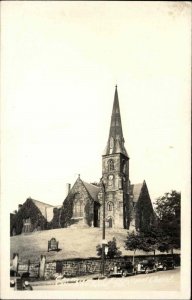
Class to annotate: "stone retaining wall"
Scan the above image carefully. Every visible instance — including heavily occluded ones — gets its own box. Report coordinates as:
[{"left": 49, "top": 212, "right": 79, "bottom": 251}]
[{"left": 15, "top": 253, "right": 180, "bottom": 280}]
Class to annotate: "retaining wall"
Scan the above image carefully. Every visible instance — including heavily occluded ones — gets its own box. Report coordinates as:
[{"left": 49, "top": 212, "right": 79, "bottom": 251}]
[{"left": 14, "top": 253, "right": 181, "bottom": 280}]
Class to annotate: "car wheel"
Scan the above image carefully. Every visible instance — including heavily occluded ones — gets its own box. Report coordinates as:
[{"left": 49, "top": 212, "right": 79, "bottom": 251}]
[
  {"left": 163, "top": 266, "right": 167, "bottom": 271},
  {"left": 145, "top": 268, "right": 149, "bottom": 274},
  {"left": 122, "top": 271, "right": 127, "bottom": 277}
]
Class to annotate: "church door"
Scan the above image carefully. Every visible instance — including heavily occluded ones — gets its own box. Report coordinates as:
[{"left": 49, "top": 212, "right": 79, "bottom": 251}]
[
  {"left": 108, "top": 217, "right": 113, "bottom": 228},
  {"left": 94, "top": 202, "right": 100, "bottom": 227}
]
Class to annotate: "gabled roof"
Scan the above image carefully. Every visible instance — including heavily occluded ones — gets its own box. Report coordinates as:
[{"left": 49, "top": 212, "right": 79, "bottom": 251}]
[
  {"left": 130, "top": 183, "right": 143, "bottom": 202},
  {"left": 29, "top": 198, "right": 54, "bottom": 218},
  {"left": 82, "top": 181, "right": 100, "bottom": 202}
]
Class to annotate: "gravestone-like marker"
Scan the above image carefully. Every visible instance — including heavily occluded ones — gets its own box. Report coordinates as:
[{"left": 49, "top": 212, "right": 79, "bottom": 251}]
[{"left": 48, "top": 237, "right": 59, "bottom": 252}]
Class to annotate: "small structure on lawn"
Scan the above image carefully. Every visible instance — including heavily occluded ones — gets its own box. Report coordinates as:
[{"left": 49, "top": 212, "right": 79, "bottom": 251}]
[{"left": 48, "top": 237, "right": 59, "bottom": 252}]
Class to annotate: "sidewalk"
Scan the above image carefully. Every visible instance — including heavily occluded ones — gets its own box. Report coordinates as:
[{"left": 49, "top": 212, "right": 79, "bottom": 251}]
[{"left": 31, "top": 273, "right": 106, "bottom": 287}]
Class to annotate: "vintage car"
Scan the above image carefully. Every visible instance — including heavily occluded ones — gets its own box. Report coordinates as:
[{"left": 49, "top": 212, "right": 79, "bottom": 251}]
[
  {"left": 135, "top": 259, "right": 157, "bottom": 274},
  {"left": 10, "top": 270, "right": 31, "bottom": 290},
  {"left": 157, "top": 258, "right": 175, "bottom": 271},
  {"left": 108, "top": 261, "right": 137, "bottom": 277}
]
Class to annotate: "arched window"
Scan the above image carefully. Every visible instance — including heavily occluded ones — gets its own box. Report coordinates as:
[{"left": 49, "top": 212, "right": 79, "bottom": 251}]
[
  {"left": 22, "top": 218, "right": 31, "bottom": 233},
  {"left": 108, "top": 159, "right": 114, "bottom": 171},
  {"left": 107, "top": 201, "right": 113, "bottom": 211},
  {"left": 73, "top": 193, "right": 83, "bottom": 218},
  {"left": 122, "top": 159, "right": 127, "bottom": 173}
]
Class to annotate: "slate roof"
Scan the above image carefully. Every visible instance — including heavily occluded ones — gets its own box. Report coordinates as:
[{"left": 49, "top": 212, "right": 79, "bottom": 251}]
[
  {"left": 82, "top": 180, "right": 144, "bottom": 204},
  {"left": 130, "top": 183, "right": 143, "bottom": 203},
  {"left": 30, "top": 198, "right": 54, "bottom": 218},
  {"left": 82, "top": 181, "right": 100, "bottom": 202}
]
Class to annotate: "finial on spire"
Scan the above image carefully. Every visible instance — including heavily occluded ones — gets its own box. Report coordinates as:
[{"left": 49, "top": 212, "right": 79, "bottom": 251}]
[{"left": 115, "top": 84, "right": 117, "bottom": 89}]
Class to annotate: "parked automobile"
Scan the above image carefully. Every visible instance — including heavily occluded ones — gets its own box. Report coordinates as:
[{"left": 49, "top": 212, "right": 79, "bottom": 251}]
[
  {"left": 10, "top": 270, "right": 18, "bottom": 277},
  {"left": 10, "top": 270, "right": 20, "bottom": 289},
  {"left": 108, "top": 261, "right": 137, "bottom": 277},
  {"left": 157, "top": 258, "right": 175, "bottom": 271},
  {"left": 22, "top": 280, "right": 33, "bottom": 290},
  {"left": 135, "top": 259, "right": 157, "bottom": 274},
  {"left": 10, "top": 279, "right": 16, "bottom": 289},
  {"left": 10, "top": 269, "right": 32, "bottom": 290}
]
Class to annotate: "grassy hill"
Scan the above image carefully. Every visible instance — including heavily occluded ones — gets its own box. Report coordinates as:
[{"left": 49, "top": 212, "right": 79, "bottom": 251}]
[
  {"left": 11, "top": 227, "right": 179, "bottom": 263},
  {"left": 10, "top": 227, "right": 138, "bottom": 263}
]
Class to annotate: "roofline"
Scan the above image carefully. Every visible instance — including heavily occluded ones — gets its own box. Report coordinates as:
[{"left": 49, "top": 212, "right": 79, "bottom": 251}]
[
  {"left": 102, "top": 152, "right": 129, "bottom": 158},
  {"left": 27, "top": 198, "right": 55, "bottom": 208},
  {"left": 63, "top": 177, "right": 100, "bottom": 203},
  {"left": 82, "top": 180, "right": 100, "bottom": 203}
]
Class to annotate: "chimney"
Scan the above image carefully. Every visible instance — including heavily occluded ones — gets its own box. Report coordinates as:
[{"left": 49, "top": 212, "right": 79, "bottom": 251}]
[{"left": 18, "top": 204, "right": 23, "bottom": 211}]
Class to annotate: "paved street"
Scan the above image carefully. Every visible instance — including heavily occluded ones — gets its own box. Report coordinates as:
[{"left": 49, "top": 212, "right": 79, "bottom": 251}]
[{"left": 32, "top": 267, "right": 180, "bottom": 291}]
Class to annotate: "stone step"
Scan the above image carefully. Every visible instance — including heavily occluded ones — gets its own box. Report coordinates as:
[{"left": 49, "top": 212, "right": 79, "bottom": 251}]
[{"left": 69, "top": 219, "right": 89, "bottom": 229}]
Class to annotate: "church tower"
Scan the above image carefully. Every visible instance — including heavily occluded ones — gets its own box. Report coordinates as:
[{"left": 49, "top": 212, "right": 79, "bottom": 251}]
[{"left": 101, "top": 86, "right": 130, "bottom": 229}]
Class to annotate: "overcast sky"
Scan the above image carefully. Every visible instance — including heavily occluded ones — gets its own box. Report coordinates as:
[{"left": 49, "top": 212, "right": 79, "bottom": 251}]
[{"left": 1, "top": 1, "right": 191, "bottom": 212}]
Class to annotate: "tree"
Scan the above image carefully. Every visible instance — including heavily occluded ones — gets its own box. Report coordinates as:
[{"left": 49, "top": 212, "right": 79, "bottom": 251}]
[
  {"left": 154, "top": 190, "right": 181, "bottom": 254},
  {"left": 96, "top": 237, "right": 122, "bottom": 259},
  {"left": 140, "top": 225, "right": 165, "bottom": 256},
  {"left": 124, "top": 231, "right": 145, "bottom": 264}
]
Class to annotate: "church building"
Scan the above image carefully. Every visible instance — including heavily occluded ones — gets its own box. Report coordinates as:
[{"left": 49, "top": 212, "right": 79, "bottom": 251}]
[
  {"left": 60, "top": 86, "right": 155, "bottom": 231},
  {"left": 10, "top": 87, "right": 155, "bottom": 235}
]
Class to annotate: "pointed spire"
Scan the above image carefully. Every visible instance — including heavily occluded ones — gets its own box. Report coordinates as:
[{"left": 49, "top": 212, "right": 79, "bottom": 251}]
[{"left": 103, "top": 86, "right": 128, "bottom": 157}]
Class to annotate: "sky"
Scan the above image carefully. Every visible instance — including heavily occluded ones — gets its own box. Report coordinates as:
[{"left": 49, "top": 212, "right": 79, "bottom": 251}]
[{"left": 1, "top": 1, "right": 191, "bottom": 213}]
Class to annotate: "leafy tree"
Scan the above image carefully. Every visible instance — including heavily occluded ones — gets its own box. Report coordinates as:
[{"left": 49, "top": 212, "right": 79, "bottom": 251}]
[
  {"left": 124, "top": 231, "right": 145, "bottom": 263},
  {"left": 140, "top": 225, "right": 164, "bottom": 256},
  {"left": 124, "top": 191, "right": 180, "bottom": 259},
  {"left": 96, "top": 237, "right": 122, "bottom": 259},
  {"left": 124, "top": 229, "right": 162, "bottom": 261},
  {"left": 154, "top": 190, "right": 181, "bottom": 254}
]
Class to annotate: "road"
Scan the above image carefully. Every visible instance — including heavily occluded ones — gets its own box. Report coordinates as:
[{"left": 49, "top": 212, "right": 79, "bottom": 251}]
[{"left": 32, "top": 267, "right": 180, "bottom": 291}]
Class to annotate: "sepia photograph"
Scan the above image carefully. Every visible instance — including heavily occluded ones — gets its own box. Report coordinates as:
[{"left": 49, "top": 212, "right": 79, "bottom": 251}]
[{"left": 0, "top": 1, "right": 191, "bottom": 299}]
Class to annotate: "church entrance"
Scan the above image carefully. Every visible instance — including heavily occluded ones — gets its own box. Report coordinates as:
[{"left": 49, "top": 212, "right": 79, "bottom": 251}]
[
  {"left": 94, "top": 202, "right": 100, "bottom": 227},
  {"left": 106, "top": 217, "right": 113, "bottom": 228}
]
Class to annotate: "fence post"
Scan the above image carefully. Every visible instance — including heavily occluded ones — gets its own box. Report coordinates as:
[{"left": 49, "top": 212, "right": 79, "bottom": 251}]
[
  {"left": 27, "top": 259, "right": 30, "bottom": 273},
  {"left": 39, "top": 255, "right": 46, "bottom": 279}
]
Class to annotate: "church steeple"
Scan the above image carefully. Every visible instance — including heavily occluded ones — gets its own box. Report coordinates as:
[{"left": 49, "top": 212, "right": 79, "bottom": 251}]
[
  {"left": 103, "top": 86, "right": 128, "bottom": 157},
  {"left": 101, "top": 86, "right": 130, "bottom": 229}
]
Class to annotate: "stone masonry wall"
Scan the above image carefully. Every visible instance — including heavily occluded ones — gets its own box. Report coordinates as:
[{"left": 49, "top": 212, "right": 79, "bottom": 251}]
[
  {"left": 44, "top": 262, "right": 57, "bottom": 279},
  {"left": 16, "top": 254, "right": 180, "bottom": 280},
  {"left": 61, "top": 178, "right": 94, "bottom": 228}
]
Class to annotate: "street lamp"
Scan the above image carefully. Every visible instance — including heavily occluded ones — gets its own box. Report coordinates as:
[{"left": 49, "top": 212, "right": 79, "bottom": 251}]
[
  {"left": 100, "top": 177, "right": 107, "bottom": 276},
  {"left": 104, "top": 244, "right": 109, "bottom": 276},
  {"left": 105, "top": 245, "right": 109, "bottom": 256}
]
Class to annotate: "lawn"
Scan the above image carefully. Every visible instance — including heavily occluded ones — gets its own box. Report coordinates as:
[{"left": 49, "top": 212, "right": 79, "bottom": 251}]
[
  {"left": 10, "top": 227, "right": 180, "bottom": 264},
  {"left": 10, "top": 227, "right": 138, "bottom": 263}
]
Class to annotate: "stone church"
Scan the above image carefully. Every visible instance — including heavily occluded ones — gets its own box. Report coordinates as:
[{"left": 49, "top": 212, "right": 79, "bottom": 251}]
[
  {"left": 10, "top": 87, "right": 155, "bottom": 235},
  {"left": 60, "top": 86, "right": 155, "bottom": 231}
]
